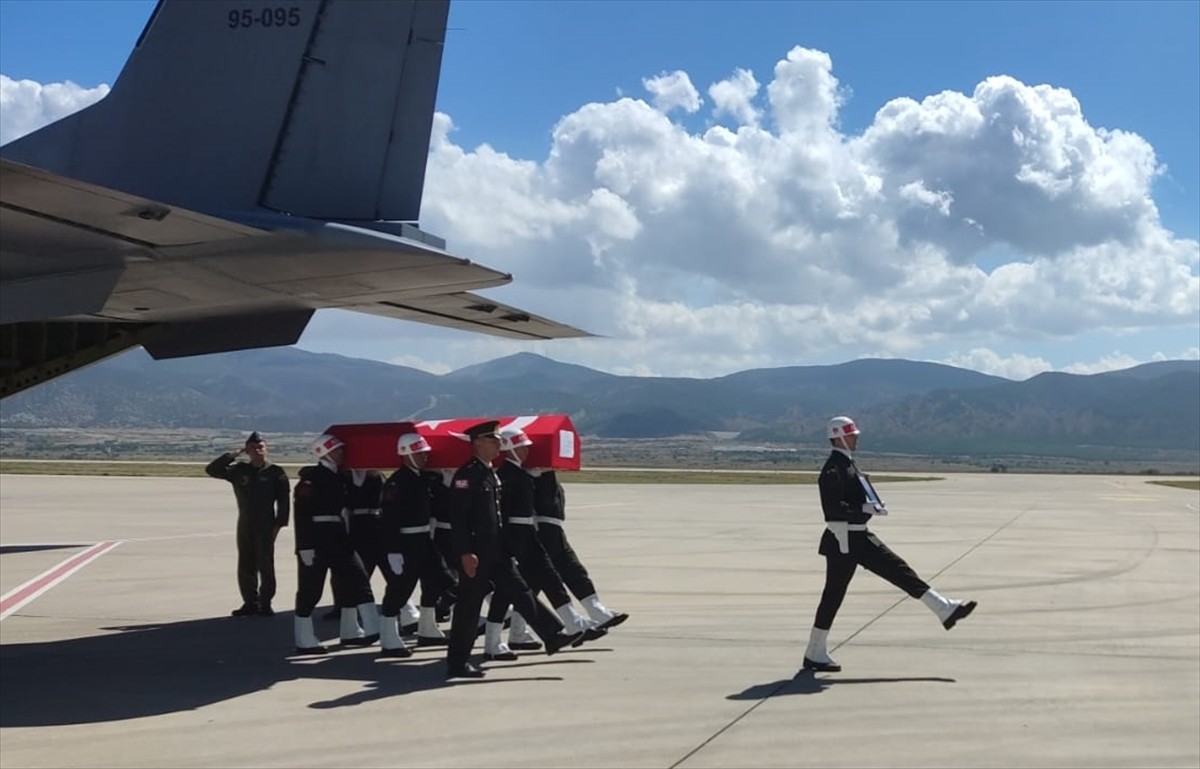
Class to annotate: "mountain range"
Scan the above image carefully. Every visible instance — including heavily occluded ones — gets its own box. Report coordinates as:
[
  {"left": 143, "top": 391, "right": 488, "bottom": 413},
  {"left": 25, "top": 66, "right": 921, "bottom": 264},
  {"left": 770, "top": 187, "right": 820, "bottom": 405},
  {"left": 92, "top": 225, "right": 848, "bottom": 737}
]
[{"left": 1, "top": 347, "right": 1197, "bottom": 461}]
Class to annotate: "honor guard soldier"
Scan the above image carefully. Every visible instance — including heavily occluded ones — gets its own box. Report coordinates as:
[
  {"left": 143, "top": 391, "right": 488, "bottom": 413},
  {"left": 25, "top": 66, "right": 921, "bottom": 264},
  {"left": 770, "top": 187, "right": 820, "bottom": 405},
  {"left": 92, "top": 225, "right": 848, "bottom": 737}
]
[
  {"left": 376, "top": 432, "right": 456, "bottom": 657},
  {"left": 530, "top": 463, "right": 628, "bottom": 632},
  {"left": 489, "top": 427, "right": 601, "bottom": 661},
  {"left": 291, "top": 434, "right": 382, "bottom": 655},
  {"left": 424, "top": 467, "right": 460, "bottom": 622},
  {"left": 803, "top": 416, "right": 977, "bottom": 672},
  {"left": 444, "top": 420, "right": 582, "bottom": 679},
  {"left": 205, "top": 431, "right": 290, "bottom": 617}
]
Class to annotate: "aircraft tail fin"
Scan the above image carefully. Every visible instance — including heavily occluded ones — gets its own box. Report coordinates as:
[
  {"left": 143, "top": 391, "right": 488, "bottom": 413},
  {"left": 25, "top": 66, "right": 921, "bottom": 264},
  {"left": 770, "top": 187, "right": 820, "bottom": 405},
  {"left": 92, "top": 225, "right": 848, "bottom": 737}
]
[{"left": 0, "top": 0, "right": 448, "bottom": 222}]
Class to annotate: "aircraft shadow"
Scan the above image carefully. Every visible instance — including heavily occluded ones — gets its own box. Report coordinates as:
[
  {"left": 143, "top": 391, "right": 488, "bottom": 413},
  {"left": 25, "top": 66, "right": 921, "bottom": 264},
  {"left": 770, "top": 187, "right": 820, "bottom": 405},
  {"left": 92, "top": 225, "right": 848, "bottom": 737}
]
[
  {"left": 0, "top": 612, "right": 573, "bottom": 726},
  {"left": 728, "top": 672, "right": 957, "bottom": 700}
]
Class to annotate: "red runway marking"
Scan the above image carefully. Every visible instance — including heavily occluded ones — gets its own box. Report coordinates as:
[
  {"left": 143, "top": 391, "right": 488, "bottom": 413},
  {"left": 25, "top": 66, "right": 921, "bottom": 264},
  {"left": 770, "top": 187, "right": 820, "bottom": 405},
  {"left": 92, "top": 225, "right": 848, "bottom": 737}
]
[{"left": 0, "top": 540, "right": 122, "bottom": 620}]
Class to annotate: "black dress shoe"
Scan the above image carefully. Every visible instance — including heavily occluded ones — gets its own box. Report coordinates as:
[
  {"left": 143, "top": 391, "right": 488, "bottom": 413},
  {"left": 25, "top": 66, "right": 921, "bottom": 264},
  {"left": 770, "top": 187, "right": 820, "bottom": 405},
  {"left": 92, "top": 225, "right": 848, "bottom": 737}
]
[
  {"left": 293, "top": 645, "right": 328, "bottom": 656},
  {"left": 943, "top": 600, "right": 977, "bottom": 630},
  {"left": 231, "top": 603, "right": 258, "bottom": 617},
  {"left": 399, "top": 622, "right": 419, "bottom": 636},
  {"left": 379, "top": 646, "right": 413, "bottom": 659},
  {"left": 321, "top": 606, "right": 340, "bottom": 620},
  {"left": 599, "top": 612, "right": 629, "bottom": 630},
  {"left": 544, "top": 630, "right": 583, "bottom": 655},
  {"left": 508, "top": 640, "right": 543, "bottom": 651},
  {"left": 340, "top": 634, "right": 379, "bottom": 647},
  {"left": 257, "top": 604, "right": 275, "bottom": 617},
  {"left": 416, "top": 635, "right": 450, "bottom": 647},
  {"left": 484, "top": 649, "right": 518, "bottom": 661},
  {"left": 446, "top": 662, "right": 486, "bottom": 679},
  {"left": 572, "top": 626, "right": 607, "bottom": 647},
  {"left": 802, "top": 656, "right": 841, "bottom": 672}
]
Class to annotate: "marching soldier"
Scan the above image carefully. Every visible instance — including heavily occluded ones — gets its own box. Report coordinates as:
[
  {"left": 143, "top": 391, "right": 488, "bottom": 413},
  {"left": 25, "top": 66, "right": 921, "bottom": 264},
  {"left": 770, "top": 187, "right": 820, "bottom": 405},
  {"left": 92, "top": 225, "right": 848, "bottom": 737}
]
[
  {"left": 205, "top": 431, "right": 290, "bottom": 617},
  {"left": 424, "top": 467, "right": 460, "bottom": 622},
  {"left": 488, "top": 427, "right": 602, "bottom": 661},
  {"left": 376, "top": 432, "right": 455, "bottom": 657},
  {"left": 803, "top": 416, "right": 977, "bottom": 672},
  {"left": 291, "top": 434, "right": 382, "bottom": 654},
  {"left": 530, "top": 463, "right": 628, "bottom": 632},
  {"left": 444, "top": 420, "right": 582, "bottom": 679}
]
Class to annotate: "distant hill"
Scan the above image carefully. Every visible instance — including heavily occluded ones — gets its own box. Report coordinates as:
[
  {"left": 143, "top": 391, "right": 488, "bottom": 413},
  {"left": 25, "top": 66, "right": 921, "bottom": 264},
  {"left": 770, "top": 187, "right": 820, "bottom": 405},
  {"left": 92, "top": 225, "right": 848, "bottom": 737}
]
[{"left": 1, "top": 347, "right": 1197, "bottom": 461}]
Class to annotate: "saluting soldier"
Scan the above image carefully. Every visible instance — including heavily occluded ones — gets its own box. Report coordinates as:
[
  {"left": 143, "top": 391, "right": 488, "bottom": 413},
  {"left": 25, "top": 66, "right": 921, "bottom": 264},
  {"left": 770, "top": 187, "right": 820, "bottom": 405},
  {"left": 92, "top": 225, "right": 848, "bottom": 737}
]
[
  {"left": 291, "top": 434, "right": 381, "bottom": 654},
  {"left": 205, "top": 431, "right": 290, "bottom": 617},
  {"left": 803, "top": 416, "right": 977, "bottom": 672},
  {"left": 376, "top": 432, "right": 455, "bottom": 657},
  {"left": 444, "top": 420, "right": 582, "bottom": 679}
]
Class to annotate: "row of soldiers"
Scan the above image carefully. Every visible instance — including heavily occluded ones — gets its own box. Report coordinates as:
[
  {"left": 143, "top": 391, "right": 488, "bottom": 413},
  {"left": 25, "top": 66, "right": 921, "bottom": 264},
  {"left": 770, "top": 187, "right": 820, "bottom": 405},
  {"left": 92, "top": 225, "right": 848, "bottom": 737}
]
[{"left": 290, "top": 421, "right": 628, "bottom": 677}]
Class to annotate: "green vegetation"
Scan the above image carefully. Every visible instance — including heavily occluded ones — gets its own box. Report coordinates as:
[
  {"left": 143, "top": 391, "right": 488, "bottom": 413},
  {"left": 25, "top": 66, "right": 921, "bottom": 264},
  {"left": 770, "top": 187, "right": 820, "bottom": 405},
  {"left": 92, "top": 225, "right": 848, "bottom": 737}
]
[
  {"left": 0, "top": 459, "right": 937, "bottom": 485},
  {"left": 1147, "top": 480, "right": 1200, "bottom": 492}
]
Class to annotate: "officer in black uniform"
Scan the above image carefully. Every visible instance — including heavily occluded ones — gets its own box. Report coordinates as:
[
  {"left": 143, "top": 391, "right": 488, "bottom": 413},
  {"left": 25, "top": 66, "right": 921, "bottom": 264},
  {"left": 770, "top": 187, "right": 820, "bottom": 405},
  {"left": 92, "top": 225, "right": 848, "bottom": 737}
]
[
  {"left": 444, "top": 420, "right": 582, "bottom": 679},
  {"left": 292, "top": 434, "right": 381, "bottom": 655},
  {"left": 377, "top": 432, "right": 455, "bottom": 657},
  {"left": 803, "top": 416, "right": 977, "bottom": 672},
  {"left": 205, "top": 431, "right": 290, "bottom": 617},
  {"left": 532, "top": 466, "right": 629, "bottom": 630}
]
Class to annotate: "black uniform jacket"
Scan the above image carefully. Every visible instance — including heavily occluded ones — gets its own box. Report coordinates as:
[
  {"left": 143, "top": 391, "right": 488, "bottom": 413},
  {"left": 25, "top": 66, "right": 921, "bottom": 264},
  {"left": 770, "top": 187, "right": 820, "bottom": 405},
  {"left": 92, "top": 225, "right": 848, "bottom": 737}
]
[
  {"left": 293, "top": 463, "right": 348, "bottom": 555},
  {"left": 497, "top": 459, "right": 536, "bottom": 550},
  {"left": 423, "top": 470, "right": 451, "bottom": 525},
  {"left": 381, "top": 466, "right": 434, "bottom": 553},
  {"left": 449, "top": 457, "right": 504, "bottom": 562},
  {"left": 817, "top": 450, "right": 872, "bottom": 526},
  {"left": 532, "top": 470, "right": 566, "bottom": 522},
  {"left": 205, "top": 453, "right": 290, "bottom": 528}
]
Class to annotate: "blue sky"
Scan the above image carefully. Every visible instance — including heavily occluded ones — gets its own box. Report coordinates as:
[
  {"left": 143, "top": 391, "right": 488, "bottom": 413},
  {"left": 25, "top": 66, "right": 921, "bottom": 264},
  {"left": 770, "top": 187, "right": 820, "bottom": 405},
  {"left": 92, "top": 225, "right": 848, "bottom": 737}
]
[{"left": 1, "top": 0, "right": 1197, "bottom": 379}]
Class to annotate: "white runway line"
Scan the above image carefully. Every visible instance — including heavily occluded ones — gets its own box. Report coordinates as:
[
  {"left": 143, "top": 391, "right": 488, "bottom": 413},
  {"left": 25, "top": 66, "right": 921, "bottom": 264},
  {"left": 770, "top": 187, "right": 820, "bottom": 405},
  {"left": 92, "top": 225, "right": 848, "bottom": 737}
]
[{"left": 0, "top": 541, "right": 122, "bottom": 621}]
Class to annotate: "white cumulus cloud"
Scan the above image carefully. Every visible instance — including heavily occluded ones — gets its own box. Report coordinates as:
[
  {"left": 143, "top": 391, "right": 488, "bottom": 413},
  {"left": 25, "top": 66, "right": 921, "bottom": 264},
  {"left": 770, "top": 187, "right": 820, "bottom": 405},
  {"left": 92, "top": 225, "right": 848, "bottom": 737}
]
[
  {"left": 4, "top": 44, "right": 1196, "bottom": 380},
  {"left": 642, "top": 70, "right": 702, "bottom": 114},
  {"left": 0, "top": 75, "right": 109, "bottom": 145}
]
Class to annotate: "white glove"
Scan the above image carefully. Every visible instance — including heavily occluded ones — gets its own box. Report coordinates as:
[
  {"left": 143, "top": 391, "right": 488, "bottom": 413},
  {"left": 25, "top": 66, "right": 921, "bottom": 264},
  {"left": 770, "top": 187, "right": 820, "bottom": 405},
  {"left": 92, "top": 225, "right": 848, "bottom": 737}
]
[
  {"left": 826, "top": 521, "right": 850, "bottom": 555},
  {"left": 387, "top": 553, "right": 404, "bottom": 574},
  {"left": 299, "top": 549, "right": 315, "bottom": 567}
]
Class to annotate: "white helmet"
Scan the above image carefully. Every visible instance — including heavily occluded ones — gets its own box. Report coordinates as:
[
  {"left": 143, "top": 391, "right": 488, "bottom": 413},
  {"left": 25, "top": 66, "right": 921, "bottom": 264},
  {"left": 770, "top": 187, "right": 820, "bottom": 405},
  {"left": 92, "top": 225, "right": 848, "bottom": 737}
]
[
  {"left": 827, "top": 416, "right": 861, "bottom": 440},
  {"left": 312, "top": 433, "right": 345, "bottom": 458},
  {"left": 499, "top": 427, "right": 533, "bottom": 452},
  {"left": 397, "top": 432, "right": 431, "bottom": 457}
]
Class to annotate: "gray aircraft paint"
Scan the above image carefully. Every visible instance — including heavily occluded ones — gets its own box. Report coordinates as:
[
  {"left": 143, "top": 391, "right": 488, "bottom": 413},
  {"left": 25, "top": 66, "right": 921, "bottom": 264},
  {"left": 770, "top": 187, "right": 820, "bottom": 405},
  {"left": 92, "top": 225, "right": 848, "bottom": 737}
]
[{"left": 0, "top": 0, "right": 587, "bottom": 399}]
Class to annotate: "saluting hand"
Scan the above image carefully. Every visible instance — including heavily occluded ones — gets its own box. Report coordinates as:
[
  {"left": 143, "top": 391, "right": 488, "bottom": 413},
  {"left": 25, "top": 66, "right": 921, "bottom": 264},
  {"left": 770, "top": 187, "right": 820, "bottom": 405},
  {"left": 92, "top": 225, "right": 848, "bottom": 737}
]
[{"left": 460, "top": 553, "right": 478, "bottom": 579}]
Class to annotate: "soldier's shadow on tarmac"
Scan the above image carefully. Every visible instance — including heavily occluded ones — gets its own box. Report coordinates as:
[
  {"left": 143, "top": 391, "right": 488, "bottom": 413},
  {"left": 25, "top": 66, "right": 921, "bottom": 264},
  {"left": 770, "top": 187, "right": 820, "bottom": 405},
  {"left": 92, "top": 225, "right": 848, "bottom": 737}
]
[
  {"left": 0, "top": 612, "right": 581, "bottom": 726},
  {"left": 728, "top": 671, "right": 956, "bottom": 700}
]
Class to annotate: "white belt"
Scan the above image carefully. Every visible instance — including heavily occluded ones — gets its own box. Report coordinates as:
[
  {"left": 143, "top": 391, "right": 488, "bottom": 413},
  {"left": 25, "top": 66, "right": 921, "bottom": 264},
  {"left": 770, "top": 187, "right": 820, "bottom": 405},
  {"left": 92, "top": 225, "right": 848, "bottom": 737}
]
[
  {"left": 312, "top": 515, "right": 343, "bottom": 523},
  {"left": 399, "top": 525, "right": 431, "bottom": 535},
  {"left": 534, "top": 516, "right": 564, "bottom": 527},
  {"left": 845, "top": 523, "right": 868, "bottom": 531},
  {"left": 506, "top": 516, "right": 536, "bottom": 525},
  {"left": 432, "top": 521, "right": 452, "bottom": 530},
  {"left": 349, "top": 508, "right": 380, "bottom": 516}
]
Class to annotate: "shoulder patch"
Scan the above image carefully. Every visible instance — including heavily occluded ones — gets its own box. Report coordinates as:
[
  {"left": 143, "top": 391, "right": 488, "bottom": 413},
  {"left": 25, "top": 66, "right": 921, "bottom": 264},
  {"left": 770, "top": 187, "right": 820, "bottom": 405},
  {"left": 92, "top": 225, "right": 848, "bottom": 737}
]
[
  {"left": 454, "top": 479, "right": 470, "bottom": 489},
  {"left": 294, "top": 482, "right": 314, "bottom": 499}
]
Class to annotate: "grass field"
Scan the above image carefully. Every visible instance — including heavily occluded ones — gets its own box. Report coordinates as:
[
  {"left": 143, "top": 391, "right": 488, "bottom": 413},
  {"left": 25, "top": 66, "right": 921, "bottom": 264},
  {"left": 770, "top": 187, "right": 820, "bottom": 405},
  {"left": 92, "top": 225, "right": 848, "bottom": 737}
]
[
  {"left": 0, "top": 460, "right": 939, "bottom": 485},
  {"left": 1148, "top": 479, "right": 1200, "bottom": 491}
]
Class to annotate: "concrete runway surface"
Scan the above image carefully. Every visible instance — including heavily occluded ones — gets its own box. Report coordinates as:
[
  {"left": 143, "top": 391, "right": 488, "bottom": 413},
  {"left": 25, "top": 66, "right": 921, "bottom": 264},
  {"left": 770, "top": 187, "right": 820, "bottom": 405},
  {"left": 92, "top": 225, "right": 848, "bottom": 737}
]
[{"left": 0, "top": 472, "right": 1197, "bottom": 768}]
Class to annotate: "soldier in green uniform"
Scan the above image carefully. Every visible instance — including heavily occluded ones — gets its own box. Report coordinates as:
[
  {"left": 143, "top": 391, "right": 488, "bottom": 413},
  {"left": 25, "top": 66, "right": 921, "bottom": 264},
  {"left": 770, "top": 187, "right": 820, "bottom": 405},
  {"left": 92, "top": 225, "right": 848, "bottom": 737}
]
[{"left": 205, "top": 431, "right": 290, "bottom": 617}]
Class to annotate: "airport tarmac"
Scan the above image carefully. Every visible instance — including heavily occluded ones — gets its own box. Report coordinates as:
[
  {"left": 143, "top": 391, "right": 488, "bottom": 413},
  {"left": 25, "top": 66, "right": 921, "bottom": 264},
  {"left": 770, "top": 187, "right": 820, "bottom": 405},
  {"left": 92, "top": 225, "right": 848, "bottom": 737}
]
[{"left": 1, "top": 472, "right": 1197, "bottom": 768}]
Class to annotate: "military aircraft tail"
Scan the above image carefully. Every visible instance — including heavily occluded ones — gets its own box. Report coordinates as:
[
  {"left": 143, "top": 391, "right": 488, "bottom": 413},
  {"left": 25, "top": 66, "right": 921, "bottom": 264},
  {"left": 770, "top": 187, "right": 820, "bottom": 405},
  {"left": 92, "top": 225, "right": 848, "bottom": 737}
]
[{"left": 1, "top": 0, "right": 448, "bottom": 222}]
